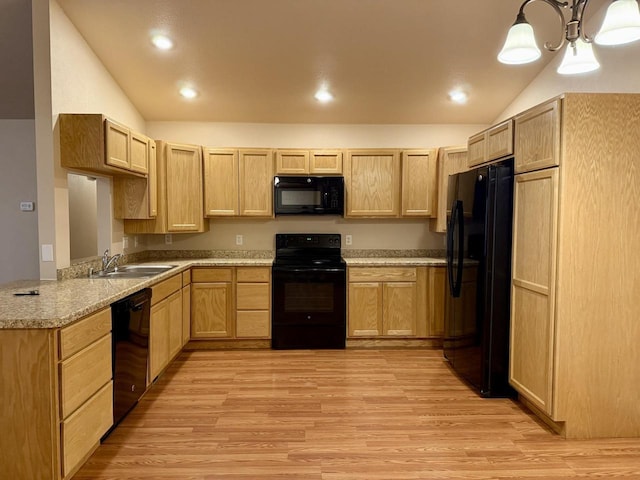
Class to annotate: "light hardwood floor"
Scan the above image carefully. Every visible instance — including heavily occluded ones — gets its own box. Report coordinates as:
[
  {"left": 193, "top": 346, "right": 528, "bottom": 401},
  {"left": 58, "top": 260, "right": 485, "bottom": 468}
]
[{"left": 73, "top": 349, "right": 640, "bottom": 479}]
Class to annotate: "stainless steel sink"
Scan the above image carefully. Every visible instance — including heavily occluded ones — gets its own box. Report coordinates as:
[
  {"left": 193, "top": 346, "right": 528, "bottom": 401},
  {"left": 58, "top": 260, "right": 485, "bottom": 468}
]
[{"left": 92, "top": 264, "right": 177, "bottom": 279}]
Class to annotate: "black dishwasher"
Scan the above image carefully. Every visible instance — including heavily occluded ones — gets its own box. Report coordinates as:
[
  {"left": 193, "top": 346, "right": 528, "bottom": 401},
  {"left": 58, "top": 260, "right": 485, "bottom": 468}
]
[{"left": 110, "top": 288, "right": 151, "bottom": 427}]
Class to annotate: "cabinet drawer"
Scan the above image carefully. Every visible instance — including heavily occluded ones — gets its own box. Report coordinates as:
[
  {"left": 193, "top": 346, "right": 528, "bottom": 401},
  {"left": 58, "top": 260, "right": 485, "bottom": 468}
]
[
  {"left": 151, "top": 273, "right": 182, "bottom": 305},
  {"left": 59, "top": 333, "right": 112, "bottom": 418},
  {"left": 236, "top": 311, "right": 270, "bottom": 338},
  {"left": 237, "top": 283, "right": 270, "bottom": 310},
  {"left": 236, "top": 267, "right": 270, "bottom": 282},
  {"left": 61, "top": 381, "right": 113, "bottom": 477},
  {"left": 348, "top": 267, "right": 417, "bottom": 282},
  {"left": 59, "top": 307, "right": 111, "bottom": 360},
  {"left": 191, "top": 268, "right": 233, "bottom": 283}
]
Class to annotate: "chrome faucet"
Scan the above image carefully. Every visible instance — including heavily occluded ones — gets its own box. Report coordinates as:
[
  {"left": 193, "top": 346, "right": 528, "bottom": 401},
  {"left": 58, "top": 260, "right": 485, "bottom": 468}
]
[{"left": 101, "top": 249, "right": 122, "bottom": 273}]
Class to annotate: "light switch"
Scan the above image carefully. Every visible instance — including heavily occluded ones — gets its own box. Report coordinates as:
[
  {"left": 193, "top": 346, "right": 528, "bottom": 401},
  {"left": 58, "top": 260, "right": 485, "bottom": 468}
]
[{"left": 41, "top": 244, "right": 54, "bottom": 262}]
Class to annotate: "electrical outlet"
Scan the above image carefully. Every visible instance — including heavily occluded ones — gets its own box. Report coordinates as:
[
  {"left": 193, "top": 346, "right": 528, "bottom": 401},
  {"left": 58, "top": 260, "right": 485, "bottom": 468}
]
[
  {"left": 134, "top": 236, "right": 139, "bottom": 247},
  {"left": 20, "top": 201, "right": 34, "bottom": 212},
  {"left": 123, "top": 236, "right": 129, "bottom": 249},
  {"left": 165, "top": 234, "right": 172, "bottom": 245},
  {"left": 345, "top": 234, "right": 353, "bottom": 246},
  {"left": 236, "top": 234, "right": 244, "bottom": 246}
]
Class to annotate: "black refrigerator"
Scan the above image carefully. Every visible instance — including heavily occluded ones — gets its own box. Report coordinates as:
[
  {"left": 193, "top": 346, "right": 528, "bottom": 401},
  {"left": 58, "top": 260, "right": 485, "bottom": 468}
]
[{"left": 444, "top": 158, "right": 514, "bottom": 397}]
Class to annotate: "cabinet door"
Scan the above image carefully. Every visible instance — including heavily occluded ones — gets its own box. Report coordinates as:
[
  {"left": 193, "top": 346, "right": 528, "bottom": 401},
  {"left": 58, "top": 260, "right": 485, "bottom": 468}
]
[
  {"left": 203, "top": 148, "right": 239, "bottom": 216},
  {"left": 310, "top": 150, "right": 343, "bottom": 174},
  {"left": 166, "top": 143, "right": 204, "bottom": 231},
  {"left": 148, "top": 140, "right": 158, "bottom": 217},
  {"left": 431, "top": 146, "right": 468, "bottom": 233},
  {"left": 191, "top": 283, "right": 233, "bottom": 338},
  {"left": 348, "top": 282, "right": 383, "bottom": 337},
  {"left": 149, "top": 300, "right": 169, "bottom": 381},
  {"left": 167, "top": 290, "right": 183, "bottom": 360},
  {"left": 427, "top": 267, "right": 446, "bottom": 337},
  {"left": 383, "top": 282, "right": 416, "bottom": 336},
  {"left": 515, "top": 98, "right": 561, "bottom": 174},
  {"left": 401, "top": 149, "right": 437, "bottom": 217},
  {"left": 182, "top": 284, "right": 191, "bottom": 347},
  {"left": 239, "top": 149, "right": 274, "bottom": 217},
  {"left": 510, "top": 168, "right": 559, "bottom": 416},
  {"left": 486, "top": 119, "right": 513, "bottom": 162},
  {"left": 467, "top": 132, "right": 486, "bottom": 167},
  {"left": 346, "top": 150, "right": 400, "bottom": 217},
  {"left": 275, "top": 149, "right": 309, "bottom": 174},
  {"left": 129, "top": 131, "right": 149, "bottom": 174},
  {"left": 105, "top": 119, "right": 130, "bottom": 170}
]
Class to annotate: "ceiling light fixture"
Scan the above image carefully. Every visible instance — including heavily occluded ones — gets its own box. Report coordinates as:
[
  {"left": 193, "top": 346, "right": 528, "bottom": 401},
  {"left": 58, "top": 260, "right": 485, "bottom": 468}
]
[
  {"left": 150, "top": 34, "right": 174, "bottom": 50},
  {"left": 498, "top": 0, "right": 640, "bottom": 75},
  {"left": 179, "top": 86, "right": 198, "bottom": 99},
  {"left": 449, "top": 90, "right": 468, "bottom": 104},
  {"left": 314, "top": 87, "right": 334, "bottom": 103}
]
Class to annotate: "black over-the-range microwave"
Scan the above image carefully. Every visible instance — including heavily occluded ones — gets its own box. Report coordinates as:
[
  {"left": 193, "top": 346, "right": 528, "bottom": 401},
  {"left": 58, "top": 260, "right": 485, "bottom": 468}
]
[{"left": 274, "top": 176, "right": 344, "bottom": 215}]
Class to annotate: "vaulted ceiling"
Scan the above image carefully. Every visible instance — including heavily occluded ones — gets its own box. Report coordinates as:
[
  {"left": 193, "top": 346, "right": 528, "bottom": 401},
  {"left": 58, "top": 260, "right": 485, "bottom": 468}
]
[{"left": 6, "top": 0, "right": 615, "bottom": 123}]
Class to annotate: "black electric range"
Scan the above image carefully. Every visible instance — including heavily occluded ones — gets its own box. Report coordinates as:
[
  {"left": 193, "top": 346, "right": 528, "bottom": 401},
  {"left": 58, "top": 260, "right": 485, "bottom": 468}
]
[{"left": 271, "top": 233, "right": 346, "bottom": 349}]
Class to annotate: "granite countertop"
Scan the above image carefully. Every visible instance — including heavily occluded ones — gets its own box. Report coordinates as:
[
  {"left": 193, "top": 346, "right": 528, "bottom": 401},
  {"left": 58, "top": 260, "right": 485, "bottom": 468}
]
[
  {"left": 0, "top": 258, "right": 272, "bottom": 330},
  {"left": 344, "top": 257, "right": 447, "bottom": 266},
  {"left": 0, "top": 255, "right": 447, "bottom": 330}
]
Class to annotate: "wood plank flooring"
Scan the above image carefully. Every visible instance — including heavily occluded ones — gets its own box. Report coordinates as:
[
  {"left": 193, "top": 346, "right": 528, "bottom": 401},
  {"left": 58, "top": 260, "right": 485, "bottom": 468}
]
[{"left": 73, "top": 349, "right": 640, "bottom": 479}]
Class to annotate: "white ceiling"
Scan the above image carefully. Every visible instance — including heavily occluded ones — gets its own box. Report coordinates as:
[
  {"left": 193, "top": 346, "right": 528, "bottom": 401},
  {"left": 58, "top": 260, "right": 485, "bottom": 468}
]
[{"left": 53, "top": 1, "right": 610, "bottom": 124}]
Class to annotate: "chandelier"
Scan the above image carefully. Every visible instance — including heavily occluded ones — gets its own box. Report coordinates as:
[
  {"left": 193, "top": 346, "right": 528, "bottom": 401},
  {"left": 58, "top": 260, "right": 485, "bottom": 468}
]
[{"left": 498, "top": 0, "right": 640, "bottom": 74}]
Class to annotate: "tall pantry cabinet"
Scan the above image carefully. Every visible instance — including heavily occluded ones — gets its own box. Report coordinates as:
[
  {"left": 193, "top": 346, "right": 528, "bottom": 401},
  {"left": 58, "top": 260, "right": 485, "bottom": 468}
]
[{"left": 509, "top": 93, "right": 640, "bottom": 439}]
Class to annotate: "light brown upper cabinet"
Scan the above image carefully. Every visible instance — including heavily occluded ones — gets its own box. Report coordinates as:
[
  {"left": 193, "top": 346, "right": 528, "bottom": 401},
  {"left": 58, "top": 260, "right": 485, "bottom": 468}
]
[
  {"left": 203, "top": 148, "right": 273, "bottom": 217},
  {"left": 467, "top": 119, "right": 514, "bottom": 168},
  {"left": 203, "top": 148, "right": 239, "bottom": 216},
  {"left": 124, "top": 141, "right": 208, "bottom": 234},
  {"left": 239, "top": 149, "right": 274, "bottom": 217},
  {"left": 401, "top": 149, "right": 438, "bottom": 217},
  {"left": 345, "top": 149, "right": 438, "bottom": 218},
  {"left": 60, "top": 114, "right": 149, "bottom": 177},
  {"left": 345, "top": 150, "right": 401, "bottom": 217},
  {"left": 430, "top": 146, "right": 469, "bottom": 233},
  {"left": 514, "top": 98, "right": 561, "bottom": 174},
  {"left": 275, "top": 149, "right": 343, "bottom": 175},
  {"left": 114, "top": 139, "right": 158, "bottom": 219}
]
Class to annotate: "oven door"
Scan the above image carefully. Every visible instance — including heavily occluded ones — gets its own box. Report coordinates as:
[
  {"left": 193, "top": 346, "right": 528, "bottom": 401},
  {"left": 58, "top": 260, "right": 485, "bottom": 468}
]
[{"left": 272, "top": 266, "right": 346, "bottom": 348}]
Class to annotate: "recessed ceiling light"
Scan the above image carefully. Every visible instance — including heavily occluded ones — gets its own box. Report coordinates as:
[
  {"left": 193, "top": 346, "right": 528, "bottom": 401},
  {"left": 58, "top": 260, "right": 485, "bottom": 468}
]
[
  {"left": 314, "top": 88, "right": 334, "bottom": 103},
  {"left": 151, "top": 34, "right": 174, "bottom": 50},
  {"left": 449, "top": 90, "right": 468, "bottom": 104},
  {"left": 179, "top": 86, "right": 198, "bottom": 99}
]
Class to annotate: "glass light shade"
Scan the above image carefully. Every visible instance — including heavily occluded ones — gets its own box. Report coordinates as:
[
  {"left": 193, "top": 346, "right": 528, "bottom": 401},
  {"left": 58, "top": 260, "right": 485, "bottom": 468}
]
[
  {"left": 497, "top": 22, "right": 542, "bottom": 64},
  {"left": 557, "top": 39, "right": 601, "bottom": 75},
  {"left": 595, "top": 0, "right": 640, "bottom": 45}
]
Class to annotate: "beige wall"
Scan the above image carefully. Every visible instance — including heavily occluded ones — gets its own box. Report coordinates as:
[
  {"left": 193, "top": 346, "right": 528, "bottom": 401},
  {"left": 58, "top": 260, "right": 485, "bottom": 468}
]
[
  {"left": 146, "top": 217, "right": 445, "bottom": 252},
  {"left": 49, "top": 0, "right": 147, "bottom": 270},
  {"left": 146, "top": 122, "right": 484, "bottom": 150},
  {"left": 0, "top": 120, "right": 40, "bottom": 283}
]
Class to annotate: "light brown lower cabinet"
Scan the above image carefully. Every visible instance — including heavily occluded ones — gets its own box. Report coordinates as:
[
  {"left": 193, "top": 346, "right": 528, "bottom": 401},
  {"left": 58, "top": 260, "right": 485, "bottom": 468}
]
[
  {"left": 0, "top": 307, "right": 114, "bottom": 480},
  {"left": 190, "top": 268, "right": 234, "bottom": 338},
  {"left": 190, "top": 267, "right": 271, "bottom": 340},
  {"left": 149, "top": 273, "right": 184, "bottom": 382},
  {"left": 347, "top": 266, "right": 445, "bottom": 339}
]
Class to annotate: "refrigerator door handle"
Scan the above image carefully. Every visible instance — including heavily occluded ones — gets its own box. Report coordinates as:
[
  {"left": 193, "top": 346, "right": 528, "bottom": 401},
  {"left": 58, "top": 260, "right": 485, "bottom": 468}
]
[
  {"left": 453, "top": 201, "right": 464, "bottom": 297},
  {"left": 446, "top": 200, "right": 457, "bottom": 293}
]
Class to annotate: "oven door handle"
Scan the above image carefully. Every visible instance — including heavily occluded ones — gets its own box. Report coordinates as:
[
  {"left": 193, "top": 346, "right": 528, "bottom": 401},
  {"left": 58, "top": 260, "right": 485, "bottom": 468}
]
[{"left": 273, "top": 267, "right": 346, "bottom": 273}]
